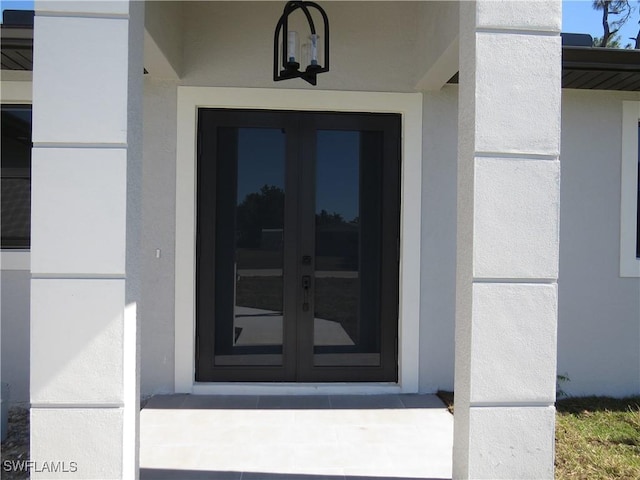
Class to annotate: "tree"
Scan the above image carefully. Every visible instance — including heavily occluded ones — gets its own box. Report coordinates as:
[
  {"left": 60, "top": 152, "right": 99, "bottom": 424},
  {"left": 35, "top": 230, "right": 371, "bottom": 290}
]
[
  {"left": 592, "top": 0, "right": 633, "bottom": 47},
  {"left": 592, "top": 34, "right": 624, "bottom": 47},
  {"left": 236, "top": 185, "right": 284, "bottom": 248}
]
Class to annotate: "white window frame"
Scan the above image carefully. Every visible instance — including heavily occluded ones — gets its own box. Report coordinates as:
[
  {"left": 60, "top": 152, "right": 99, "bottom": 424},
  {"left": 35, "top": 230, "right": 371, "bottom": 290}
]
[
  {"left": 620, "top": 101, "right": 640, "bottom": 277},
  {"left": 174, "top": 87, "right": 423, "bottom": 394},
  {"left": 1, "top": 80, "right": 32, "bottom": 272}
]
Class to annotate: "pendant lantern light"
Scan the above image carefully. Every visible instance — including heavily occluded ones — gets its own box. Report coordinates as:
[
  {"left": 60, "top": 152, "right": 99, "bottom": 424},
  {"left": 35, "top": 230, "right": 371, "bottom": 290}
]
[{"left": 273, "top": 1, "right": 329, "bottom": 86}]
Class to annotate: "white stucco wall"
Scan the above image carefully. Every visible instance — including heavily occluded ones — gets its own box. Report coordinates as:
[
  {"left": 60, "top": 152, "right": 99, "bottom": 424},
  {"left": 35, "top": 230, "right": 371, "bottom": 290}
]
[
  {"left": 418, "top": 87, "right": 640, "bottom": 397},
  {"left": 1, "top": 265, "right": 30, "bottom": 404},
  {"left": 558, "top": 89, "right": 640, "bottom": 397},
  {"left": 5, "top": 84, "right": 637, "bottom": 399},
  {"left": 140, "top": 78, "right": 179, "bottom": 396},
  {"left": 138, "top": 85, "right": 459, "bottom": 396},
  {"left": 136, "top": 3, "right": 640, "bottom": 397},
  {"left": 7, "top": 3, "right": 635, "bottom": 399},
  {"left": 419, "top": 86, "right": 458, "bottom": 392},
  {"left": 136, "top": 1, "right": 456, "bottom": 395}
]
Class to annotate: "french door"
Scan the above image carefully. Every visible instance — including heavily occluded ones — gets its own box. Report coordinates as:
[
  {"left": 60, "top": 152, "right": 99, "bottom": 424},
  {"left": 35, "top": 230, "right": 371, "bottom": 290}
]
[{"left": 195, "top": 109, "right": 400, "bottom": 382}]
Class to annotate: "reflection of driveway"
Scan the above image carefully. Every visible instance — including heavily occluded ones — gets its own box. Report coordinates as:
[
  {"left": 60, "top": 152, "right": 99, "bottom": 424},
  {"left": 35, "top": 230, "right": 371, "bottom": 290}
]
[
  {"left": 237, "top": 269, "right": 358, "bottom": 278},
  {"left": 234, "top": 306, "right": 354, "bottom": 346}
]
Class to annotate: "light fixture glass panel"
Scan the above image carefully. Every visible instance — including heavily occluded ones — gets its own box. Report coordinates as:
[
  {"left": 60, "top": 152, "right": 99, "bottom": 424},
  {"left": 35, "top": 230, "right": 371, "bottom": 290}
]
[
  {"left": 287, "top": 30, "right": 299, "bottom": 63},
  {"left": 303, "top": 34, "right": 322, "bottom": 68},
  {"left": 309, "top": 34, "right": 320, "bottom": 66}
]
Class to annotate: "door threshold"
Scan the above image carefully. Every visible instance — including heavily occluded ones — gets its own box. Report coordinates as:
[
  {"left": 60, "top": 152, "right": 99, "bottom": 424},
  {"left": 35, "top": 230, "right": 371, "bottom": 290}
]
[{"left": 190, "top": 382, "right": 406, "bottom": 395}]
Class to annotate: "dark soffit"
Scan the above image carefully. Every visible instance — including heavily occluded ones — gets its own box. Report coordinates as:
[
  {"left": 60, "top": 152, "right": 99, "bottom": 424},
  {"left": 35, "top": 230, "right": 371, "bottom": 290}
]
[{"left": 1, "top": 19, "right": 639, "bottom": 91}]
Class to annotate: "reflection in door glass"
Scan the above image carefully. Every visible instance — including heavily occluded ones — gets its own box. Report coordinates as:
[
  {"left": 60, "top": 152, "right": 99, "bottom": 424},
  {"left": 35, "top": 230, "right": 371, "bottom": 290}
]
[
  {"left": 214, "top": 128, "right": 285, "bottom": 366},
  {"left": 314, "top": 130, "right": 383, "bottom": 366},
  {"left": 1, "top": 106, "right": 32, "bottom": 249}
]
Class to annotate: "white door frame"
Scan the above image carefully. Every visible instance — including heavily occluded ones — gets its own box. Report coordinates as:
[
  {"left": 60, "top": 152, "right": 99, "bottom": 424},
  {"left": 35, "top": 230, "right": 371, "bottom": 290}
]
[{"left": 174, "top": 87, "right": 423, "bottom": 394}]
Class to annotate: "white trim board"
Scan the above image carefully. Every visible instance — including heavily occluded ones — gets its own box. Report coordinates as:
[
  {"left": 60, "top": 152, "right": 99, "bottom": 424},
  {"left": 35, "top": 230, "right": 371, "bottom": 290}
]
[
  {"left": 620, "top": 101, "right": 640, "bottom": 277},
  {"left": 1, "top": 251, "right": 30, "bottom": 271},
  {"left": 192, "top": 383, "right": 403, "bottom": 396},
  {"left": 174, "top": 87, "right": 423, "bottom": 394},
  {"left": 0, "top": 80, "right": 32, "bottom": 103}
]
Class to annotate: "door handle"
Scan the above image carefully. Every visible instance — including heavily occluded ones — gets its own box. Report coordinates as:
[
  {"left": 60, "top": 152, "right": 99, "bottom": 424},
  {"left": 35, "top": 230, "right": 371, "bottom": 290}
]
[{"left": 302, "top": 275, "right": 311, "bottom": 312}]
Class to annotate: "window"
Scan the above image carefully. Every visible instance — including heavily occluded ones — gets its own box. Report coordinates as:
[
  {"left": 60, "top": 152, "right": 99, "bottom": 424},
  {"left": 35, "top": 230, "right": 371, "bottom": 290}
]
[
  {"left": 1, "top": 105, "right": 32, "bottom": 249},
  {"left": 620, "top": 101, "right": 640, "bottom": 277}
]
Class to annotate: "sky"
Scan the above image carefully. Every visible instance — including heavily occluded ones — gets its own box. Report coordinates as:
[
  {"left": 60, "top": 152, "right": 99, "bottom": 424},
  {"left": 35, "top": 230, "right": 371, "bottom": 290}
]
[
  {"left": 1, "top": 1, "right": 638, "bottom": 45},
  {"left": 564, "top": 0, "right": 639, "bottom": 46},
  {"left": 0, "top": 0, "right": 32, "bottom": 16}
]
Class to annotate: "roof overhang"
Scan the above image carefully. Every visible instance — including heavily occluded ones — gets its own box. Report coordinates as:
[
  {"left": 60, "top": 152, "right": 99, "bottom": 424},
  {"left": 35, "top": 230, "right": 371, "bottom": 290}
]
[
  {"left": 562, "top": 46, "right": 640, "bottom": 91},
  {"left": 2, "top": 20, "right": 639, "bottom": 92},
  {"left": 1, "top": 25, "right": 33, "bottom": 71}
]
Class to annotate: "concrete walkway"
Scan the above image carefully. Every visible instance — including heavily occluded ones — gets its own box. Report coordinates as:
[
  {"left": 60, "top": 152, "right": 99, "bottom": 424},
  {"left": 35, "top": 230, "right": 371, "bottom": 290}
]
[{"left": 140, "top": 394, "right": 453, "bottom": 480}]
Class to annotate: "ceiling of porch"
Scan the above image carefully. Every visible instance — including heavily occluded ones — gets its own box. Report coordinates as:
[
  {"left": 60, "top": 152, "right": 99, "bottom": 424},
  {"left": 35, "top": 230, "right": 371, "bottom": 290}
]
[
  {"left": 3, "top": 3, "right": 640, "bottom": 92},
  {"left": 151, "top": 1, "right": 458, "bottom": 92}
]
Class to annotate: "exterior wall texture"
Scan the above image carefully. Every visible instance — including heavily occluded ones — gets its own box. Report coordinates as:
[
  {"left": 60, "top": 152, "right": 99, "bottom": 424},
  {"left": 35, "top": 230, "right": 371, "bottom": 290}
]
[
  {"left": 453, "top": 2, "right": 561, "bottom": 475},
  {"left": 138, "top": 1, "right": 457, "bottom": 395},
  {"left": 28, "top": 1, "right": 144, "bottom": 475},
  {"left": 420, "top": 87, "right": 640, "bottom": 397},
  {"left": 140, "top": 78, "right": 179, "bottom": 396},
  {"left": 138, "top": 68, "right": 640, "bottom": 400},
  {"left": 1, "top": 267, "right": 30, "bottom": 403},
  {"left": 4, "top": 3, "right": 638, "bottom": 400},
  {"left": 559, "top": 89, "right": 640, "bottom": 397},
  {"left": 420, "top": 87, "right": 640, "bottom": 398},
  {"left": 4, "top": 85, "right": 639, "bottom": 399},
  {"left": 419, "top": 86, "right": 458, "bottom": 392}
]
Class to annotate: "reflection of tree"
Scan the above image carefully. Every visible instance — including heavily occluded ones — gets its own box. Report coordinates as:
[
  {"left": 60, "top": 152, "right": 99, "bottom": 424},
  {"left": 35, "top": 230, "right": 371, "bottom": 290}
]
[
  {"left": 315, "top": 209, "right": 359, "bottom": 270},
  {"left": 236, "top": 185, "right": 284, "bottom": 248},
  {"left": 316, "top": 209, "right": 344, "bottom": 226},
  {"left": 316, "top": 209, "right": 358, "bottom": 226}
]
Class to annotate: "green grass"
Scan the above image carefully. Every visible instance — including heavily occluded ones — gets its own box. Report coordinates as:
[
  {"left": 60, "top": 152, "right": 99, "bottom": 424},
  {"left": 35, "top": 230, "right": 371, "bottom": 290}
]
[
  {"left": 436, "top": 392, "right": 640, "bottom": 479},
  {"left": 555, "top": 396, "right": 640, "bottom": 480}
]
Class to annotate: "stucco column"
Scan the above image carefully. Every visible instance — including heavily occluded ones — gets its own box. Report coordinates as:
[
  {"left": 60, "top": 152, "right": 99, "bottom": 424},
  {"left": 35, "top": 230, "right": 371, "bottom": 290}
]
[
  {"left": 453, "top": 1, "right": 561, "bottom": 478},
  {"left": 30, "top": 1, "right": 143, "bottom": 478}
]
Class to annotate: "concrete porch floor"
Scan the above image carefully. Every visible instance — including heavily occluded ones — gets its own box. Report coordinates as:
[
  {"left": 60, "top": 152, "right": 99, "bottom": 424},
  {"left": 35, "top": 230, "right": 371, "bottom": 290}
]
[{"left": 140, "top": 394, "right": 453, "bottom": 480}]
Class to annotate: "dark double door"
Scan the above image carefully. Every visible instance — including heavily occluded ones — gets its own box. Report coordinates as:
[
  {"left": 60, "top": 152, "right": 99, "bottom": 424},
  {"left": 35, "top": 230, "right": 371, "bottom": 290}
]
[{"left": 196, "top": 109, "right": 400, "bottom": 382}]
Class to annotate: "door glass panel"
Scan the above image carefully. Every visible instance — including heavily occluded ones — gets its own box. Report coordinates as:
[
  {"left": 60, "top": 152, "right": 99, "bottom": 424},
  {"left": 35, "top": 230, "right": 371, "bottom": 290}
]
[
  {"left": 313, "top": 130, "right": 383, "bottom": 366},
  {"left": 214, "top": 127, "right": 286, "bottom": 366},
  {"left": 197, "top": 109, "right": 399, "bottom": 382}
]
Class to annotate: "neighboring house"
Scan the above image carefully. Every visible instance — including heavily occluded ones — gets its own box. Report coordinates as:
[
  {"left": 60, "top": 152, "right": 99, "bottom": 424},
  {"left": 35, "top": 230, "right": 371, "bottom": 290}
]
[{"left": 0, "top": 1, "right": 639, "bottom": 479}]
